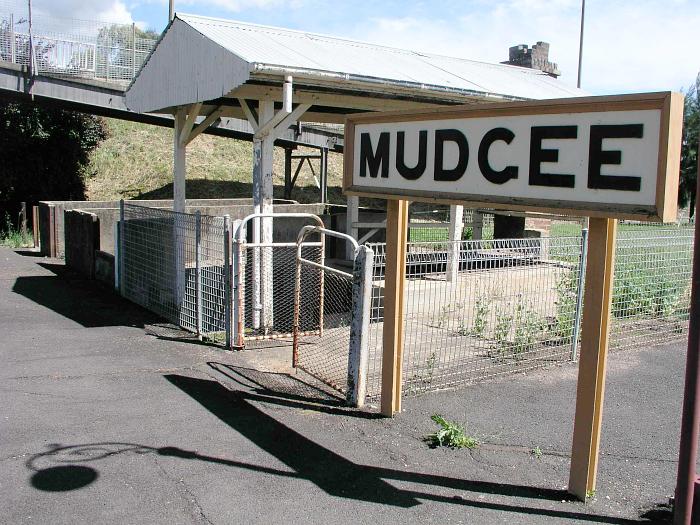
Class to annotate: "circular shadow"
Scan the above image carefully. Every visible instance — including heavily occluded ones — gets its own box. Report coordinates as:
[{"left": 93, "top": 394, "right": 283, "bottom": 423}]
[{"left": 31, "top": 465, "right": 99, "bottom": 492}]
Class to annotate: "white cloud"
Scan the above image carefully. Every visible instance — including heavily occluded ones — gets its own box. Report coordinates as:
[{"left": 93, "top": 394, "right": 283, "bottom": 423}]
[
  {"left": 170, "top": 0, "right": 305, "bottom": 13},
  {"left": 30, "top": 0, "right": 134, "bottom": 23}
]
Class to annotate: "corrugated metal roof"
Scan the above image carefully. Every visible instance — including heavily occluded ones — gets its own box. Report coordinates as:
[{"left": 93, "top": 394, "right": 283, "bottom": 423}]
[{"left": 178, "top": 13, "right": 585, "bottom": 101}]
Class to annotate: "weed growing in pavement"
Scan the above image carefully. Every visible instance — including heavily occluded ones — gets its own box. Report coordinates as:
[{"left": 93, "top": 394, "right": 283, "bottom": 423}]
[
  {"left": 425, "top": 414, "right": 478, "bottom": 449},
  {"left": 531, "top": 446, "right": 543, "bottom": 459}
]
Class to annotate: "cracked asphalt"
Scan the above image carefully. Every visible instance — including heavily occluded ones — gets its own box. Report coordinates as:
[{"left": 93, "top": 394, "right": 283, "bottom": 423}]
[{"left": 0, "top": 246, "right": 686, "bottom": 524}]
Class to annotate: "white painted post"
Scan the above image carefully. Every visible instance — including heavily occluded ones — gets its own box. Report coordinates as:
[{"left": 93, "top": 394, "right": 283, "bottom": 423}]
[
  {"left": 173, "top": 107, "right": 187, "bottom": 308},
  {"left": 173, "top": 108, "right": 187, "bottom": 214},
  {"left": 447, "top": 204, "right": 464, "bottom": 282},
  {"left": 231, "top": 219, "right": 242, "bottom": 348},
  {"left": 346, "top": 196, "right": 359, "bottom": 260},
  {"left": 347, "top": 245, "right": 374, "bottom": 408},
  {"left": 252, "top": 99, "right": 275, "bottom": 331}
]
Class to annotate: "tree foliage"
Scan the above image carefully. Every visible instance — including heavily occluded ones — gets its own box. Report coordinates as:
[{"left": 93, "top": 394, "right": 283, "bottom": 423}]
[
  {"left": 0, "top": 101, "right": 107, "bottom": 222},
  {"left": 679, "top": 73, "right": 700, "bottom": 216}
]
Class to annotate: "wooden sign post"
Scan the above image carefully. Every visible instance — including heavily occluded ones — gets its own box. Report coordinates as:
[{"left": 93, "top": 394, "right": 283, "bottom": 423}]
[{"left": 344, "top": 92, "right": 683, "bottom": 500}]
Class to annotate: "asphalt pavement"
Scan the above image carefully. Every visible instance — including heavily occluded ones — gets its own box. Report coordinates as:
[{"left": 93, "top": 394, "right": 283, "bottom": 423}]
[{"left": 0, "top": 246, "right": 685, "bottom": 524}]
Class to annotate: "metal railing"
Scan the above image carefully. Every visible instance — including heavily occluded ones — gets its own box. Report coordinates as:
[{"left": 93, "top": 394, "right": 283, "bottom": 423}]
[
  {"left": 232, "top": 213, "right": 325, "bottom": 347},
  {"left": 0, "top": 3, "right": 157, "bottom": 83}
]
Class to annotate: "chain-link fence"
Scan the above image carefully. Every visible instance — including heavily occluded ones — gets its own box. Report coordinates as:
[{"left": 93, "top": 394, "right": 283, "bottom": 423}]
[
  {"left": 293, "top": 259, "right": 354, "bottom": 394},
  {"left": 120, "top": 203, "right": 230, "bottom": 343},
  {"left": 237, "top": 244, "right": 323, "bottom": 343},
  {"left": 0, "top": 2, "right": 157, "bottom": 83}
]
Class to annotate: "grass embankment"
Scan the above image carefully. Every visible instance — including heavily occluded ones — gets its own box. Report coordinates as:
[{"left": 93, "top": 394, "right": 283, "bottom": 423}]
[{"left": 86, "top": 118, "right": 346, "bottom": 203}]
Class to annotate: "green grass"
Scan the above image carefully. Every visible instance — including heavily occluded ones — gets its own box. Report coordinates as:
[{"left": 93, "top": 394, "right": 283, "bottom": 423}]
[
  {"left": 0, "top": 213, "right": 33, "bottom": 248},
  {"left": 425, "top": 414, "right": 479, "bottom": 449},
  {"left": 408, "top": 227, "right": 449, "bottom": 242},
  {"left": 86, "top": 118, "right": 346, "bottom": 203}
]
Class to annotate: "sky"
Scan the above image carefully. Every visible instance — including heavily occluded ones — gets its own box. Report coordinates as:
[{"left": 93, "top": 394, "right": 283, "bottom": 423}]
[{"left": 16, "top": 0, "right": 700, "bottom": 95}]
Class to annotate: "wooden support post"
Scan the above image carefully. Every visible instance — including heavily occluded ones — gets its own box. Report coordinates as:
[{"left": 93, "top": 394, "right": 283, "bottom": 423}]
[
  {"left": 173, "top": 107, "right": 187, "bottom": 213},
  {"left": 568, "top": 217, "right": 617, "bottom": 500},
  {"left": 173, "top": 107, "right": 187, "bottom": 309},
  {"left": 447, "top": 204, "right": 464, "bottom": 282},
  {"left": 381, "top": 199, "right": 409, "bottom": 417},
  {"left": 284, "top": 147, "right": 293, "bottom": 200}
]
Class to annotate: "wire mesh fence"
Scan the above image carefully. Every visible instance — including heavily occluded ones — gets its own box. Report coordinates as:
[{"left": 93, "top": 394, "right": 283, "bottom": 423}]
[
  {"left": 365, "top": 236, "right": 584, "bottom": 399},
  {"left": 610, "top": 225, "right": 693, "bottom": 350},
  {"left": 120, "top": 203, "right": 229, "bottom": 343},
  {"left": 0, "top": 2, "right": 157, "bottom": 83}
]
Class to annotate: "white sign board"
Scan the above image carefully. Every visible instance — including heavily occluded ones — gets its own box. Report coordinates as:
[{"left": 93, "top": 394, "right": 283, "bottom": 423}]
[{"left": 344, "top": 93, "right": 683, "bottom": 221}]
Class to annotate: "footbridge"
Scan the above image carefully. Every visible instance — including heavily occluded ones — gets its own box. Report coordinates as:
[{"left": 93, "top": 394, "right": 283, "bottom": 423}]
[{"left": 0, "top": 61, "right": 344, "bottom": 152}]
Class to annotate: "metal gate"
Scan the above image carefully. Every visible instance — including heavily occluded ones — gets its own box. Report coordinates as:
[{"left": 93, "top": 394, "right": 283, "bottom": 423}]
[
  {"left": 292, "top": 226, "right": 374, "bottom": 407},
  {"left": 232, "top": 213, "right": 326, "bottom": 347}
]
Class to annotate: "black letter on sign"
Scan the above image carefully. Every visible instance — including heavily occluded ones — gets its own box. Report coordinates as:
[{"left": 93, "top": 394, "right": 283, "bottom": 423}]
[
  {"left": 396, "top": 130, "right": 427, "bottom": 180},
  {"left": 434, "top": 129, "right": 469, "bottom": 182},
  {"left": 359, "top": 132, "right": 390, "bottom": 178},
  {"left": 529, "top": 126, "right": 577, "bottom": 188},
  {"left": 588, "top": 124, "right": 643, "bottom": 191},
  {"left": 478, "top": 127, "right": 518, "bottom": 184}
]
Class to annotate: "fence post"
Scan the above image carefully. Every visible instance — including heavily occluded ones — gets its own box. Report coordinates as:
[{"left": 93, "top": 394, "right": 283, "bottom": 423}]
[
  {"left": 292, "top": 238, "right": 303, "bottom": 368},
  {"left": 131, "top": 22, "right": 136, "bottom": 79},
  {"left": 9, "top": 13, "right": 15, "bottom": 64},
  {"left": 347, "top": 245, "right": 374, "bottom": 408},
  {"left": 224, "top": 215, "right": 232, "bottom": 349},
  {"left": 32, "top": 205, "right": 39, "bottom": 248},
  {"left": 195, "top": 211, "right": 202, "bottom": 339},
  {"left": 48, "top": 204, "right": 57, "bottom": 258},
  {"left": 571, "top": 226, "right": 589, "bottom": 361},
  {"left": 231, "top": 220, "right": 243, "bottom": 348},
  {"left": 447, "top": 204, "right": 464, "bottom": 282},
  {"left": 119, "top": 199, "right": 125, "bottom": 297}
]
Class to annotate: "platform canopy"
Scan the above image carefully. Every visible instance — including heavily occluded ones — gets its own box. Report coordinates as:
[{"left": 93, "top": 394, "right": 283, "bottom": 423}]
[
  {"left": 123, "top": 12, "right": 589, "bottom": 356},
  {"left": 125, "top": 13, "right": 585, "bottom": 120}
]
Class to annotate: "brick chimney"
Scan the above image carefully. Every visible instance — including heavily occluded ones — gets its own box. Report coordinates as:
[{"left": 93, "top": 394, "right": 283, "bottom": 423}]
[{"left": 502, "top": 41, "right": 560, "bottom": 78}]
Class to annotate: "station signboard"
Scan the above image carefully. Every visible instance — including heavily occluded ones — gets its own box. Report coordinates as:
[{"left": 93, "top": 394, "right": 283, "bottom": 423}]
[{"left": 344, "top": 92, "right": 683, "bottom": 222}]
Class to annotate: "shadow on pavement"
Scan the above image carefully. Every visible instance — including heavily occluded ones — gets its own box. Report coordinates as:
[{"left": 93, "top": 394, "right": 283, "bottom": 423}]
[
  {"left": 11, "top": 262, "right": 162, "bottom": 328},
  {"left": 162, "top": 373, "right": 656, "bottom": 523},
  {"left": 25, "top": 380, "right": 662, "bottom": 525}
]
